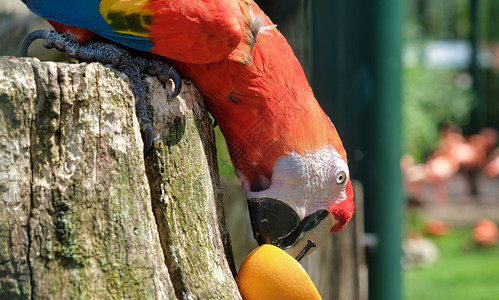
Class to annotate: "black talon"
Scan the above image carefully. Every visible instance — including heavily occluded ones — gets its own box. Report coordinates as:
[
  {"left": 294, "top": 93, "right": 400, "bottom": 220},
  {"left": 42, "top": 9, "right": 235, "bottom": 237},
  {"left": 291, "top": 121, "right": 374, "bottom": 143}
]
[
  {"left": 141, "top": 125, "right": 154, "bottom": 153},
  {"left": 167, "top": 67, "right": 182, "bottom": 99},
  {"left": 142, "top": 61, "right": 182, "bottom": 99},
  {"left": 21, "top": 30, "right": 51, "bottom": 56}
]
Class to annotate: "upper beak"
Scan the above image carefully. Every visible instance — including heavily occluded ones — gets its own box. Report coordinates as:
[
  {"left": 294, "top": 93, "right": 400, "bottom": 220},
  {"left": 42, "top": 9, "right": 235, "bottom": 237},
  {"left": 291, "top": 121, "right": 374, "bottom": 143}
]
[{"left": 247, "top": 197, "right": 336, "bottom": 259}]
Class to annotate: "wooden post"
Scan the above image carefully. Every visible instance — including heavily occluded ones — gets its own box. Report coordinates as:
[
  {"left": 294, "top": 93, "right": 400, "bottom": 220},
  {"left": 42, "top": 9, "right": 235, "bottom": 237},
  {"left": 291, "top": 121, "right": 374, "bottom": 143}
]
[{"left": 0, "top": 57, "right": 241, "bottom": 299}]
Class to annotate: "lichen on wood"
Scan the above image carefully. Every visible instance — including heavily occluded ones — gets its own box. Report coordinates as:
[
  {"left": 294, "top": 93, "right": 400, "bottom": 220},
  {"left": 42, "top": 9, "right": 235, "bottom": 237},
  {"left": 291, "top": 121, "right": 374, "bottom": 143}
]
[
  {"left": 0, "top": 57, "right": 240, "bottom": 299},
  {"left": 144, "top": 77, "right": 240, "bottom": 299}
]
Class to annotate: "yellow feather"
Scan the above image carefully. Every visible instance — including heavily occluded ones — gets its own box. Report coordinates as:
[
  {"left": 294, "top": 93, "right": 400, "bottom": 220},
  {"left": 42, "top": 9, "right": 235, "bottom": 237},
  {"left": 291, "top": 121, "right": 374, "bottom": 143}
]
[{"left": 99, "top": 0, "right": 151, "bottom": 37}]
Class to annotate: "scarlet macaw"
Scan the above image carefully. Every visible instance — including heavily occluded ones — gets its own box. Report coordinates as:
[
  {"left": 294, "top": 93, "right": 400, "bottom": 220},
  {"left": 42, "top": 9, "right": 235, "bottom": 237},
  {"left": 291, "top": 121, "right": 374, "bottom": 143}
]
[{"left": 22, "top": 0, "right": 354, "bottom": 259}]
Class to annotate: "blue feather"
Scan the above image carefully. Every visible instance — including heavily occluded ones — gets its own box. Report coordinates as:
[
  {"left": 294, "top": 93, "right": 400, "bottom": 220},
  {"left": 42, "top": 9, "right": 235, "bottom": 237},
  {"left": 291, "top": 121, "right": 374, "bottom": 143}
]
[{"left": 24, "top": 0, "right": 154, "bottom": 52}]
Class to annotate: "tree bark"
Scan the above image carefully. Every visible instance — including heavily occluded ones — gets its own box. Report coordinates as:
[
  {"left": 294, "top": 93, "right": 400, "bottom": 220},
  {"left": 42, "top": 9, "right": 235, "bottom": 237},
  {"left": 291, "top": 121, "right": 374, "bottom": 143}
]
[{"left": 0, "top": 57, "right": 240, "bottom": 299}]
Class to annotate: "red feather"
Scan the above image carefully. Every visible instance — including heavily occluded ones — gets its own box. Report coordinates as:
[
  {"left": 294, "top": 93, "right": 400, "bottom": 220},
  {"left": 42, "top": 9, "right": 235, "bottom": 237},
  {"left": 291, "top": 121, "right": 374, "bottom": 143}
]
[
  {"left": 170, "top": 3, "right": 347, "bottom": 188},
  {"left": 330, "top": 180, "right": 355, "bottom": 232},
  {"left": 37, "top": 0, "right": 351, "bottom": 204},
  {"left": 144, "top": 0, "right": 245, "bottom": 63},
  {"left": 46, "top": 20, "right": 95, "bottom": 43}
]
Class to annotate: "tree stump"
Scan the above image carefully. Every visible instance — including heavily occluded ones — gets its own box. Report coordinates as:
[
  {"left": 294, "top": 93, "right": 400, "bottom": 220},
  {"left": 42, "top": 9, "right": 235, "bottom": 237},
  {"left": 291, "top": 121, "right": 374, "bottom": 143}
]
[{"left": 0, "top": 57, "right": 241, "bottom": 299}]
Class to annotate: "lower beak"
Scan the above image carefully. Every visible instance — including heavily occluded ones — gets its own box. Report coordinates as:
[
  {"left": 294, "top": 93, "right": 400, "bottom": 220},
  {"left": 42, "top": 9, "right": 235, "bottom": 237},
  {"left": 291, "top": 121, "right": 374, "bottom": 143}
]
[{"left": 247, "top": 197, "right": 336, "bottom": 259}]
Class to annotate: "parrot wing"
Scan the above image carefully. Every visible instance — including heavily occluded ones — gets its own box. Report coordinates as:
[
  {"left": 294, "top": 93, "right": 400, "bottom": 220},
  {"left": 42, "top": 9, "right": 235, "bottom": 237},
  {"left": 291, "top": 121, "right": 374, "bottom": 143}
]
[{"left": 23, "top": 0, "right": 246, "bottom": 63}]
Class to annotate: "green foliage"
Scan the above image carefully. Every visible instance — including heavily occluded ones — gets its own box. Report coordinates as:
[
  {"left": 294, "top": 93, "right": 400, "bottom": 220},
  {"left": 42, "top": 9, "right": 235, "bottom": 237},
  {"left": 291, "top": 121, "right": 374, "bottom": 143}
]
[
  {"left": 403, "top": 66, "right": 473, "bottom": 162},
  {"left": 214, "top": 126, "right": 236, "bottom": 179},
  {"left": 406, "top": 0, "right": 472, "bottom": 40},
  {"left": 405, "top": 228, "right": 499, "bottom": 300},
  {"left": 406, "top": 0, "right": 499, "bottom": 42},
  {"left": 482, "top": 0, "right": 499, "bottom": 41}
]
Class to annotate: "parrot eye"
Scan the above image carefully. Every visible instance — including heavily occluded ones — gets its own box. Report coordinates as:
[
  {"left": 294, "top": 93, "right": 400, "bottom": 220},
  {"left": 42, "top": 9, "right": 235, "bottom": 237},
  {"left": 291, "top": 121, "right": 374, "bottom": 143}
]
[{"left": 335, "top": 171, "right": 347, "bottom": 184}]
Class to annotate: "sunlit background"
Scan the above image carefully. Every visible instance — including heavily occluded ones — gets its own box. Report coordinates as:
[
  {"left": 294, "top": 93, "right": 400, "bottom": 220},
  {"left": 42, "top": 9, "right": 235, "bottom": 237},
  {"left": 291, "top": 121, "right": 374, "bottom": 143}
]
[{"left": 2, "top": 1, "right": 498, "bottom": 299}]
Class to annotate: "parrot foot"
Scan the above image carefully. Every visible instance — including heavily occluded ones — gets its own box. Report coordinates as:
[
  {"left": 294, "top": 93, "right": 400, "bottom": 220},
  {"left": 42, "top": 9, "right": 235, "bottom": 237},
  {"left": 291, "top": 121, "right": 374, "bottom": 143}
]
[{"left": 22, "top": 30, "right": 183, "bottom": 153}]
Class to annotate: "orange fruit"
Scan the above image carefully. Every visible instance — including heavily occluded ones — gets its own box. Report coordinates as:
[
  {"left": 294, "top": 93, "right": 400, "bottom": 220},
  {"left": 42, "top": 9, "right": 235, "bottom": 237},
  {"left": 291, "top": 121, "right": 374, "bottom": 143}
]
[{"left": 237, "top": 244, "right": 321, "bottom": 300}]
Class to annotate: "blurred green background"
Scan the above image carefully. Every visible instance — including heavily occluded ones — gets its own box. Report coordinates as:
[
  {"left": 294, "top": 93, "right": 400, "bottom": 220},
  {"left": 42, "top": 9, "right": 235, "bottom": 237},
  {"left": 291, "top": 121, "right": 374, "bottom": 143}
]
[{"left": 403, "top": 0, "right": 499, "bottom": 161}]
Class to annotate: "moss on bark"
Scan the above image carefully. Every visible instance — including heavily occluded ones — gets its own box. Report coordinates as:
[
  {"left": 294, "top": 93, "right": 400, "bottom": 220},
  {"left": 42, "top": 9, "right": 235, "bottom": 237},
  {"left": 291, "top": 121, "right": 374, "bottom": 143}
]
[{"left": 0, "top": 57, "right": 239, "bottom": 299}]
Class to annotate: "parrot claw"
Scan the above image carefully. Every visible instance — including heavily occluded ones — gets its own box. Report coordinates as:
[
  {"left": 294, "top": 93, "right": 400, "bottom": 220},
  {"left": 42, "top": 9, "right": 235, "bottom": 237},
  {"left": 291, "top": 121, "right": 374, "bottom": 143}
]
[
  {"left": 141, "top": 124, "right": 154, "bottom": 154},
  {"left": 22, "top": 30, "right": 183, "bottom": 153},
  {"left": 21, "top": 30, "right": 50, "bottom": 57},
  {"left": 142, "top": 63, "right": 182, "bottom": 100}
]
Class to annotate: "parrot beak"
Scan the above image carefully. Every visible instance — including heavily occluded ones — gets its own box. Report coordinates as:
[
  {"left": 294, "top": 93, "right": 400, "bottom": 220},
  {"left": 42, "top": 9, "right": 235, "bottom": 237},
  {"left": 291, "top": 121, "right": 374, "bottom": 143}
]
[{"left": 247, "top": 197, "right": 336, "bottom": 260}]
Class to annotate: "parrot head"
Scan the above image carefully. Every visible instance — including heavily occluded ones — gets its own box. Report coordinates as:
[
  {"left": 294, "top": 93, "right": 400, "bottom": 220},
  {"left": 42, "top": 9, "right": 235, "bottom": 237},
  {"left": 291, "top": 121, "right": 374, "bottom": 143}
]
[{"left": 230, "top": 113, "right": 355, "bottom": 259}]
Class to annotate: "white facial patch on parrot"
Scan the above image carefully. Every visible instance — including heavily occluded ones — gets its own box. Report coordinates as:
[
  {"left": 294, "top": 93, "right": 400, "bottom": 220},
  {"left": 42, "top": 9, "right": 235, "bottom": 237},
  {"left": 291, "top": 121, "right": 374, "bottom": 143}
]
[{"left": 243, "top": 145, "right": 349, "bottom": 219}]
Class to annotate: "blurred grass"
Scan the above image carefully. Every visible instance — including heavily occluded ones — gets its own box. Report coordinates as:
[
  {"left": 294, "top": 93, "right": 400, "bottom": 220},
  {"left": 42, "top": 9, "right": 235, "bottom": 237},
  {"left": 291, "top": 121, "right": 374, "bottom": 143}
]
[{"left": 404, "top": 228, "right": 499, "bottom": 300}]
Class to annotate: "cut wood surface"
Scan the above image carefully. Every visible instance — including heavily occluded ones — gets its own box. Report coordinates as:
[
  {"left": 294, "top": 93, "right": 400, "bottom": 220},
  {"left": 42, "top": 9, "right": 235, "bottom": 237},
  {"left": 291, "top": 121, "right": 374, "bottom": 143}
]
[{"left": 0, "top": 57, "right": 240, "bottom": 299}]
